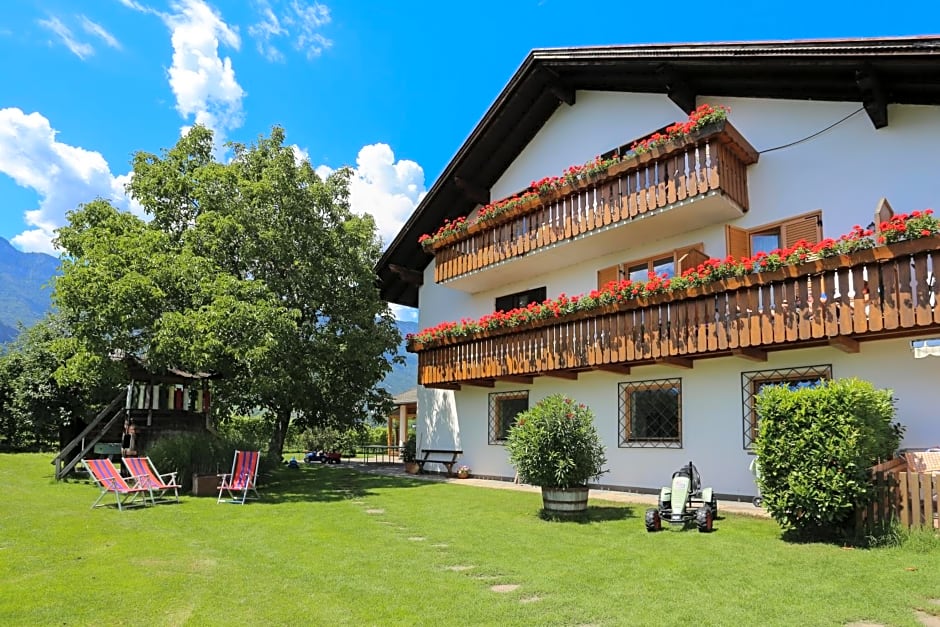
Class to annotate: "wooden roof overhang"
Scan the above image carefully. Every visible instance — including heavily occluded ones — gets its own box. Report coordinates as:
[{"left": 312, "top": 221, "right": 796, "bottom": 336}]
[
  {"left": 377, "top": 36, "right": 940, "bottom": 308},
  {"left": 123, "top": 357, "right": 222, "bottom": 385}
]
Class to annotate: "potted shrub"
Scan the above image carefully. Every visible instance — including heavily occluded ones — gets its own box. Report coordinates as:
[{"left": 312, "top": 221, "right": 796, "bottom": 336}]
[
  {"left": 506, "top": 394, "right": 607, "bottom": 513},
  {"left": 401, "top": 433, "right": 419, "bottom": 474}
]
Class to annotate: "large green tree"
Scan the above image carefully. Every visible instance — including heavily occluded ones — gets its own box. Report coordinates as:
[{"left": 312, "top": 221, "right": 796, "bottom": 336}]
[{"left": 54, "top": 126, "right": 401, "bottom": 456}]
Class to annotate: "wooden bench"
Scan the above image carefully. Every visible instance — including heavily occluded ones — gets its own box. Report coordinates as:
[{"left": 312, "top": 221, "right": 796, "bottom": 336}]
[{"left": 417, "top": 449, "right": 463, "bottom": 476}]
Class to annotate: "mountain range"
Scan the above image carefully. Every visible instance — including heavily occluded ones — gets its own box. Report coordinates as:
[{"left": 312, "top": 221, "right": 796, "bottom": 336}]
[
  {"left": 0, "top": 238, "right": 60, "bottom": 343},
  {"left": 0, "top": 237, "right": 417, "bottom": 395}
]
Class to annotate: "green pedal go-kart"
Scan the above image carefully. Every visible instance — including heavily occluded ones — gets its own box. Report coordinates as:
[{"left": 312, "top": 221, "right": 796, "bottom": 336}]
[{"left": 645, "top": 461, "right": 717, "bottom": 533}]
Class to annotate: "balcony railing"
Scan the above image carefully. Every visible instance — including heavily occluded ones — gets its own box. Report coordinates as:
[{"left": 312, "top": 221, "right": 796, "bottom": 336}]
[
  {"left": 413, "top": 237, "right": 940, "bottom": 387},
  {"left": 432, "top": 121, "right": 758, "bottom": 287}
]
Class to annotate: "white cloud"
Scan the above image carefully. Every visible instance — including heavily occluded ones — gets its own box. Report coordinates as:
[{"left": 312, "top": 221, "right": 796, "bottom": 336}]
[
  {"left": 390, "top": 304, "right": 418, "bottom": 322},
  {"left": 319, "top": 143, "right": 426, "bottom": 249},
  {"left": 0, "top": 108, "right": 141, "bottom": 254},
  {"left": 162, "top": 0, "right": 245, "bottom": 142},
  {"left": 120, "top": 0, "right": 245, "bottom": 143},
  {"left": 248, "top": 0, "right": 332, "bottom": 62},
  {"left": 248, "top": 2, "right": 287, "bottom": 62},
  {"left": 79, "top": 16, "right": 122, "bottom": 50},
  {"left": 38, "top": 15, "right": 94, "bottom": 60}
]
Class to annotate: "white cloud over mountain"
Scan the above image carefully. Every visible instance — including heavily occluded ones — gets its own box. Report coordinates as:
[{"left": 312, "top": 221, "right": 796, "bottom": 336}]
[{"left": 0, "top": 108, "right": 140, "bottom": 254}]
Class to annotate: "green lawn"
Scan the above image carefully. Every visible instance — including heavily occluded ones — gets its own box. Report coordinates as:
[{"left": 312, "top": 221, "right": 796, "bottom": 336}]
[{"left": 0, "top": 453, "right": 937, "bottom": 626}]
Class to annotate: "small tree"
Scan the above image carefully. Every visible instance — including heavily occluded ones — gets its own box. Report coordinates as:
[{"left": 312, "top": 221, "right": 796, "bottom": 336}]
[
  {"left": 754, "top": 378, "right": 902, "bottom": 536},
  {"left": 506, "top": 394, "right": 607, "bottom": 489}
]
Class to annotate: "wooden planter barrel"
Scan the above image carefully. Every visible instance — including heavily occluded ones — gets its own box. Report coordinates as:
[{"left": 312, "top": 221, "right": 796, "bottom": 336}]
[{"left": 541, "top": 486, "right": 589, "bottom": 513}]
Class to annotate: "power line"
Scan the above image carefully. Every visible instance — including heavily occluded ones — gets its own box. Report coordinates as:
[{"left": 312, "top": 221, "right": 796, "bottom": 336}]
[{"left": 758, "top": 107, "right": 865, "bottom": 155}]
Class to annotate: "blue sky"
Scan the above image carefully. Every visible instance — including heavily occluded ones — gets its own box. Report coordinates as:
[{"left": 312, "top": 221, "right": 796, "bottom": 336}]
[{"left": 0, "top": 0, "right": 936, "bottom": 319}]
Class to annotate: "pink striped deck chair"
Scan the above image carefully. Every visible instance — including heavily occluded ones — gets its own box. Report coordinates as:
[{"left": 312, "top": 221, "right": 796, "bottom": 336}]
[
  {"left": 84, "top": 458, "right": 153, "bottom": 510},
  {"left": 217, "top": 450, "right": 260, "bottom": 504},
  {"left": 123, "top": 456, "right": 181, "bottom": 503}
]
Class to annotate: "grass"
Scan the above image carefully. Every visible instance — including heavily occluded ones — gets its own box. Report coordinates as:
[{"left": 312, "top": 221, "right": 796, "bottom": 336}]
[{"left": 1, "top": 453, "right": 938, "bottom": 626}]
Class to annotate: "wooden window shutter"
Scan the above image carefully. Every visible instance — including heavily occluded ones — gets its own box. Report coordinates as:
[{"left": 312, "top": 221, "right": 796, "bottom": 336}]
[
  {"left": 597, "top": 264, "right": 620, "bottom": 290},
  {"left": 676, "top": 246, "right": 708, "bottom": 275},
  {"left": 782, "top": 212, "right": 822, "bottom": 248},
  {"left": 726, "top": 225, "right": 750, "bottom": 260}
]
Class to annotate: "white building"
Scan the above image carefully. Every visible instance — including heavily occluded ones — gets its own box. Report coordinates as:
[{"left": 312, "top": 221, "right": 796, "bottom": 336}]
[{"left": 377, "top": 37, "right": 940, "bottom": 499}]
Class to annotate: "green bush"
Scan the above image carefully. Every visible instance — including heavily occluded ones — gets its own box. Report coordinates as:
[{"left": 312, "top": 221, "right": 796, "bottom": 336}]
[
  {"left": 754, "top": 378, "right": 902, "bottom": 537},
  {"left": 506, "top": 394, "right": 607, "bottom": 489},
  {"left": 147, "top": 431, "right": 279, "bottom": 492},
  {"left": 401, "top": 432, "right": 416, "bottom": 463},
  {"left": 216, "top": 415, "right": 273, "bottom": 451}
]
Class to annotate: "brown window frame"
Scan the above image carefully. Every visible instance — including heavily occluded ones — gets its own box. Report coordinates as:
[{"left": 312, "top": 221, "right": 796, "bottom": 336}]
[
  {"left": 741, "top": 364, "right": 832, "bottom": 449},
  {"left": 488, "top": 390, "right": 529, "bottom": 444},
  {"left": 495, "top": 286, "right": 546, "bottom": 313},
  {"left": 597, "top": 244, "right": 706, "bottom": 290},
  {"left": 618, "top": 378, "right": 683, "bottom": 448},
  {"left": 726, "top": 210, "right": 823, "bottom": 260}
]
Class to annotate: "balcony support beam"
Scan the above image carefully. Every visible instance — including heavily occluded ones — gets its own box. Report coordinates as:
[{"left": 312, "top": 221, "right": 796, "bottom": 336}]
[
  {"left": 496, "top": 375, "right": 535, "bottom": 384},
  {"left": 453, "top": 176, "right": 490, "bottom": 206},
  {"left": 424, "top": 383, "right": 461, "bottom": 391},
  {"left": 540, "top": 370, "right": 579, "bottom": 380},
  {"left": 540, "top": 66, "right": 576, "bottom": 106},
  {"left": 657, "top": 64, "right": 696, "bottom": 114},
  {"left": 389, "top": 264, "right": 423, "bottom": 286},
  {"left": 732, "top": 347, "right": 768, "bottom": 362},
  {"left": 463, "top": 379, "right": 496, "bottom": 388},
  {"left": 595, "top": 364, "right": 632, "bottom": 375},
  {"left": 657, "top": 356, "right": 693, "bottom": 369},
  {"left": 829, "top": 336, "right": 860, "bottom": 354},
  {"left": 856, "top": 66, "right": 888, "bottom": 129}
]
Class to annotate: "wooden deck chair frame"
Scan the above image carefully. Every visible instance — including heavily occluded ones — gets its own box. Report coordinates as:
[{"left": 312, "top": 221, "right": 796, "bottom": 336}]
[
  {"left": 217, "top": 450, "right": 260, "bottom": 504},
  {"left": 123, "top": 456, "right": 181, "bottom": 503},
  {"left": 84, "top": 458, "right": 153, "bottom": 511}
]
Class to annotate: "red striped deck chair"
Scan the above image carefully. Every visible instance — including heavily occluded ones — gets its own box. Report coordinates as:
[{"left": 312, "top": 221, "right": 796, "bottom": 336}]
[
  {"left": 217, "top": 450, "right": 260, "bottom": 504},
  {"left": 84, "top": 458, "right": 153, "bottom": 511},
  {"left": 123, "top": 456, "right": 181, "bottom": 503}
]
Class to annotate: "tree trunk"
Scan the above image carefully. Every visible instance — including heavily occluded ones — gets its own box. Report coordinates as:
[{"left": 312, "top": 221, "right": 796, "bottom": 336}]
[{"left": 268, "top": 409, "right": 291, "bottom": 459}]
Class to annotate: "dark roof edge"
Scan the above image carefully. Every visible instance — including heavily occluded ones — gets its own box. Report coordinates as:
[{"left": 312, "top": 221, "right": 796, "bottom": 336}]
[{"left": 377, "top": 35, "right": 940, "bottom": 307}]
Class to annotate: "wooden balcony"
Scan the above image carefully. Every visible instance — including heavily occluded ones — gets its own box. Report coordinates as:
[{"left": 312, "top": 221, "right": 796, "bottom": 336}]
[
  {"left": 413, "top": 237, "right": 940, "bottom": 387},
  {"left": 432, "top": 121, "right": 758, "bottom": 292}
]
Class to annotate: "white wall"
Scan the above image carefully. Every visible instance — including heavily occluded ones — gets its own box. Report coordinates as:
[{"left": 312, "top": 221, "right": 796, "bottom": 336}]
[
  {"left": 415, "top": 92, "right": 940, "bottom": 494},
  {"left": 435, "top": 339, "right": 938, "bottom": 497}
]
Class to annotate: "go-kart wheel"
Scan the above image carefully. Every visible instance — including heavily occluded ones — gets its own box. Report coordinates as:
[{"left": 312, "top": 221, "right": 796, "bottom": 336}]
[
  {"left": 695, "top": 505, "right": 713, "bottom": 533},
  {"left": 752, "top": 496, "right": 763, "bottom": 508},
  {"left": 645, "top": 508, "right": 661, "bottom": 532}
]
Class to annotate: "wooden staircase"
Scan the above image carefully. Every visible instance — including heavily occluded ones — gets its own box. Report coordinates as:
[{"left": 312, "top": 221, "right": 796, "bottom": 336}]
[{"left": 52, "top": 392, "right": 126, "bottom": 480}]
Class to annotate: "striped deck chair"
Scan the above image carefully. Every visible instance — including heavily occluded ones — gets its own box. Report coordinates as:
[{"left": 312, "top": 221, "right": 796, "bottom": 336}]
[
  {"left": 84, "top": 458, "right": 153, "bottom": 511},
  {"left": 217, "top": 450, "right": 260, "bottom": 504},
  {"left": 123, "top": 456, "right": 181, "bottom": 503}
]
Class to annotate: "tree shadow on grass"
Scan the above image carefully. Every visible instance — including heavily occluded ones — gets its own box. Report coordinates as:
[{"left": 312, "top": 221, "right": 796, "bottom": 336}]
[
  {"left": 256, "top": 465, "right": 434, "bottom": 505},
  {"left": 537, "top": 504, "right": 636, "bottom": 524}
]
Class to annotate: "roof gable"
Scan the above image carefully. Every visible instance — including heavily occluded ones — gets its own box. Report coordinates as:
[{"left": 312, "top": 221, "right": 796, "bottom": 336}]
[{"left": 378, "top": 36, "right": 940, "bottom": 307}]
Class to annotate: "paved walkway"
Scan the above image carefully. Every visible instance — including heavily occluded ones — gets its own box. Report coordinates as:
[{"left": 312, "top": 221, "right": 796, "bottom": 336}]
[{"left": 347, "top": 461, "right": 770, "bottom": 518}]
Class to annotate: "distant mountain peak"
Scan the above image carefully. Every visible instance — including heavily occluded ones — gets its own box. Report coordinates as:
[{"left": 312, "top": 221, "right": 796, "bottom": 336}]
[{"left": 0, "top": 237, "right": 60, "bottom": 342}]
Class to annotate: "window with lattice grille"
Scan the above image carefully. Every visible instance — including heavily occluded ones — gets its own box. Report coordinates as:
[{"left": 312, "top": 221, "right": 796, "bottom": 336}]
[
  {"left": 741, "top": 365, "right": 832, "bottom": 449},
  {"left": 488, "top": 390, "right": 529, "bottom": 444},
  {"left": 618, "top": 379, "right": 682, "bottom": 448}
]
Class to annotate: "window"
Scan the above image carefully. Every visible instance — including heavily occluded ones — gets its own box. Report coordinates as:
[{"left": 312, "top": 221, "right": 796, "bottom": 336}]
[
  {"left": 726, "top": 211, "right": 822, "bottom": 259},
  {"left": 618, "top": 379, "right": 682, "bottom": 448},
  {"left": 598, "top": 244, "right": 706, "bottom": 290},
  {"left": 495, "top": 287, "right": 546, "bottom": 312},
  {"left": 489, "top": 390, "right": 529, "bottom": 444},
  {"left": 741, "top": 365, "right": 832, "bottom": 449}
]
